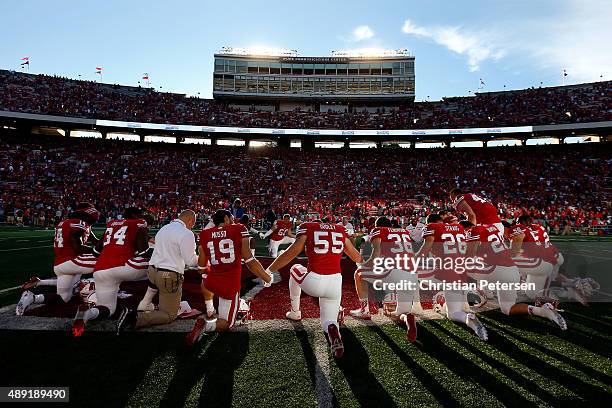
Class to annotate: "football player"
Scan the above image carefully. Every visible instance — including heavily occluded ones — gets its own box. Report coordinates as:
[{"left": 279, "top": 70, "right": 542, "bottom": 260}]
[
  {"left": 462, "top": 221, "right": 566, "bottom": 329},
  {"left": 350, "top": 216, "right": 419, "bottom": 342},
  {"left": 266, "top": 220, "right": 364, "bottom": 359},
  {"left": 449, "top": 188, "right": 503, "bottom": 235},
  {"left": 70, "top": 207, "right": 153, "bottom": 336},
  {"left": 260, "top": 214, "right": 295, "bottom": 257},
  {"left": 186, "top": 209, "right": 272, "bottom": 345},
  {"left": 16, "top": 203, "right": 100, "bottom": 315},
  {"left": 415, "top": 213, "right": 488, "bottom": 341},
  {"left": 406, "top": 216, "right": 426, "bottom": 244},
  {"left": 504, "top": 216, "right": 557, "bottom": 302}
]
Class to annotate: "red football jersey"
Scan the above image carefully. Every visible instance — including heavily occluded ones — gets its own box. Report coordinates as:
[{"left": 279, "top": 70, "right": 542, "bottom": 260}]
[
  {"left": 271, "top": 220, "right": 292, "bottom": 241},
  {"left": 466, "top": 224, "right": 514, "bottom": 268},
  {"left": 422, "top": 222, "right": 467, "bottom": 282},
  {"left": 53, "top": 218, "right": 92, "bottom": 266},
  {"left": 454, "top": 193, "right": 501, "bottom": 225},
  {"left": 370, "top": 227, "right": 414, "bottom": 259},
  {"left": 95, "top": 218, "right": 147, "bottom": 271},
  {"left": 296, "top": 222, "right": 347, "bottom": 275},
  {"left": 199, "top": 223, "right": 249, "bottom": 299}
]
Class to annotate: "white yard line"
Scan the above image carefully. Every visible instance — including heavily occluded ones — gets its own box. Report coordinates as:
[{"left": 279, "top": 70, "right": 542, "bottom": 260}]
[
  {"left": 0, "top": 245, "right": 49, "bottom": 252},
  {"left": 0, "top": 285, "right": 20, "bottom": 294}
]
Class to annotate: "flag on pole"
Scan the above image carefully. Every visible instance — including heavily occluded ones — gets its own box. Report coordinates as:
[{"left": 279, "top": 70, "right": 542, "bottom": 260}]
[
  {"left": 142, "top": 73, "right": 149, "bottom": 80},
  {"left": 96, "top": 67, "right": 103, "bottom": 74},
  {"left": 20, "top": 57, "right": 29, "bottom": 66}
]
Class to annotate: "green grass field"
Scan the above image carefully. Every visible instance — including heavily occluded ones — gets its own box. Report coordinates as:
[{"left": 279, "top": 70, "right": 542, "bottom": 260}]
[{"left": 0, "top": 226, "right": 611, "bottom": 407}]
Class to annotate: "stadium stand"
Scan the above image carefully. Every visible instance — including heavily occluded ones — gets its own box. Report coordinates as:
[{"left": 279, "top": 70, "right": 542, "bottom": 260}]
[
  {"left": 1, "top": 133, "right": 610, "bottom": 234},
  {"left": 1, "top": 69, "right": 611, "bottom": 128}
]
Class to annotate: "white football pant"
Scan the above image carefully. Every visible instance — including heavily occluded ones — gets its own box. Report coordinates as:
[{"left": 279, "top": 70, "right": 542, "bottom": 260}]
[
  {"left": 53, "top": 255, "right": 97, "bottom": 302},
  {"left": 513, "top": 257, "right": 554, "bottom": 300},
  {"left": 218, "top": 292, "right": 240, "bottom": 328},
  {"left": 360, "top": 268, "right": 418, "bottom": 313},
  {"left": 269, "top": 237, "right": 295, "bottom": 257},
  {"left": 468, "top": 265, "right": 520, "bottom": 315},
  {"left": 289, "top": 264, "right": 341, "bottom": 332},
  {"left": 94, "top": 258, "right": 149, "bottom": 314}
]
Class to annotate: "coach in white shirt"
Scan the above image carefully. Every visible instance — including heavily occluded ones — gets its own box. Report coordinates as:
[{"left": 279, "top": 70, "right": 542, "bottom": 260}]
[{"left": 119, "top": 209, "right": 198, "bottom": 331}]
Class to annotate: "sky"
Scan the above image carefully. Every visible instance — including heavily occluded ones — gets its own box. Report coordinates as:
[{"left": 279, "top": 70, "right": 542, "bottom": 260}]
[{"left": 1, "top": 0, "right": 610, "bottom": 101}]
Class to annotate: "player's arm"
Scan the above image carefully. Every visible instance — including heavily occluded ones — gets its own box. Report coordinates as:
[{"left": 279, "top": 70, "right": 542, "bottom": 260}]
[
  {"left": 414, "top": 236, "right": 434, "bottom": 258},
  {"left": 344, "top": 237, "right": 364, "bottom": 264},
  {"left": 70, "top": 231, "right": 93, "bottom": 255},
  {"left": 267, "top": 235, "right": 306, "bottom": 272},
  {"left": 465, "top": 239, "right": 480, "bottom": 258},
  {"left": 241, "top": 237, "right": 271, "bottom": 284},
  {"left": 135, "top": 227, "right": 153, "bottom": 258},
  {"left": 456, "top": 200, "right": 477, "bottom": 225},
  {"left": 360, "top": 237, "right": 381, "bottom": 268},
  {"left": 197, "top": 244, "right": 208, "bottom": 275},
  {"left": 509, "top": 233, "right": 525, "bottom": 257},
  {"left": 261, "top": 221, "right": 278, "bottom": 239}
]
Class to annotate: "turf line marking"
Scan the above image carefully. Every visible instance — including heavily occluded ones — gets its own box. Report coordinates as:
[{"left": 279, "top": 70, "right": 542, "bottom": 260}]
[
  {"left": 0, "top": 286, "right": 20, "bottom": 294},
  {"left": 0, "top": 245, "right": 49, "bottom": 252},
  {"left": 312, "top": 329, "right": 334, "bottom": 408}
]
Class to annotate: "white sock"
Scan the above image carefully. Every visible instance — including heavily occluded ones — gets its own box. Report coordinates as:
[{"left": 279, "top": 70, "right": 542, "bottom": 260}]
[
  {"left": 205, "top": 299, "right": 214, "bottom": 312},
  {"left": 141, "top": 287, "right": 158, "bottom": 305},
  {"left": 37, "top": 279, "right": 57, "bottom": 287},
  {"left": 204, "top": 319, "right": 217, "bottom": 332},
  {"left": 34, "top": 294, "right": 45, "bottom": 304},
  {"left": 290, "top": 296, "right": 301, "bottom": 312},
  {"left": 83, "top": 308, "right": 99, "bottom": 322},
  {"left": 528, "top": 305, "right": 551, "bottom": 319}
]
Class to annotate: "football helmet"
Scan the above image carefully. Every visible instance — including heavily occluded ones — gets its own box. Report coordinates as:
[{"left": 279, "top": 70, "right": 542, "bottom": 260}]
[{"left": 432, "top": 291, "right": 446, "bottom": 315}]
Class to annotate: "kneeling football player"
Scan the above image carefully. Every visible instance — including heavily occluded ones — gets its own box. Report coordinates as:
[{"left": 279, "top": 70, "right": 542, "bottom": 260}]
[{"left": 186, "top": 209, "right": 272, "bottom": 345}]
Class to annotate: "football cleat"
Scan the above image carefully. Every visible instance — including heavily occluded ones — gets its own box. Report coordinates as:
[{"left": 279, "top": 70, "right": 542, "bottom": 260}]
[
  {"left": 206, "top": 308, "right": 217, "bottom": 319},
  {"left": 327, "top": 323, "right": 344, "bottom": 358},
  {"left": 401, "top": 313, "right": 418, "bottom": 343},
  {"left": 20, "top": 276, "right": 40, "bottom": 290},
  {"left": 116, "top": 307, "right": 137, "bottom": 335},
  {"left": 235, "top": 298, "right": 251, "bottom": 324},
  {"left": 432, "top": 291, "right": 446, "bottom": 315},
  {"left": 566, "top": 286, "right": 589, "bottom": 306},
  {"left": 534, "top": 296, "right": 560, "bottom": 309},
  {"left": 72, "top": 304, "right": 89, "bottom": 337},
  {"left": 542, "top": 303, "right": 567, "bottom": 330},
  {"left": 349, "top": 307, "right": 371, "bottom": 320},
  {"left": 186, "top": 317, "right": 206, "bottom": 346},
  {"left": 466, "top": 313, "right": 488, "bottom": 341},
  {"left": 285, "top": 310, "right": 302, "bottom": 321},
  {"left": 466, "top": 289, "right": 488, "bottom": 308},
  {"left": 16, "top": 291, "right": 35, "bottom": 316}
]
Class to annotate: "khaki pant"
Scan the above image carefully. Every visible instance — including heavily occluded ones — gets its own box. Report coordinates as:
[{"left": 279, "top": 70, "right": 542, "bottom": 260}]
[{"left": 136, "top": 266, "right": 183, "bottom": 328}]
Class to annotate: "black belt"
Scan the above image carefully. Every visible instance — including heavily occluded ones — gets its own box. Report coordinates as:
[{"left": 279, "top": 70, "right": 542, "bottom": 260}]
[{"left": 154, "top": 267, "right": 179, "bottom": 273}]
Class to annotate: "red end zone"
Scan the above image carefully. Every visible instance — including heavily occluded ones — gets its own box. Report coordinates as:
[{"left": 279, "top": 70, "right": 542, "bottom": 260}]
[{"left": 23, "top": 258, "right": 433, "bottom": 320}]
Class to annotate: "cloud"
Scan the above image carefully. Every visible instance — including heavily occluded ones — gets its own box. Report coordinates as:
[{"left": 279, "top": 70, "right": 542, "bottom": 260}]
[
  {"left": 352, "top": 25, "right": 375, "bottom": 42},
  {"left": 402, "top": 20, "right": 499, "bottom": 71},
  {"left": 402, "top": 1, "right": 611, "bottom": 82}
]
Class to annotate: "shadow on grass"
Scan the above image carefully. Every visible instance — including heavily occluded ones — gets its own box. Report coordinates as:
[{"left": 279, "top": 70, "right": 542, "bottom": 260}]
[
  {"left": 481, "top": 317, "right": 612, "bottom": 393},
  {"left": 367, "top": 325, "right": 459, "bottom": 407},
  {"left": 413, "top": 324, "right": 535, "bottom": 407},
  {"left": 430, "top": 320, "right": 566, "bottom": 406},
  {"left": 159, "top": 332, "right": 249, "bottom": 408},
  {"left": 334, "top": 328, "right": 399, "bottom": 407}
]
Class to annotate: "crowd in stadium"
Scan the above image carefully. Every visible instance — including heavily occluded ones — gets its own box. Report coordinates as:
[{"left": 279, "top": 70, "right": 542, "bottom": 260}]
[
  {"left": 1, "top": 134, "right": 609, "bottom": 234},
  {"left": 1, "top": 70, "right": 611, "bottom": 129}
]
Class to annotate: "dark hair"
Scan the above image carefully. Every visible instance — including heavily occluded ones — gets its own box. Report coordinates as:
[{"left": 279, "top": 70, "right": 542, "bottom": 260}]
[
  {"left": 124, "top": 207, "right": 143, "bottom": 219},
  {"left": 212, "top": 209, "right": 232, "bottom": 226},
  {"left": 459, "top": 220, "right": 474, "bottom": 228},
  {"left": 502, "top": 220, "right": 512, "bottom": 228},
  {"left": 449, "top": 187, "right": 464, "bottom": 197},
  {"left": 239, "top": 214, "right": 250, "bottom": 225},
  {"left": 390, "top": 219, "right": 399, "bottom": 228},
  {"left": 321, "top": 216, "right": 331, "bottom": 223},
  {"left": 518, "top": 215, "right": 532, "bottom": 224},
  {"left": 426, "top": 213, "right": 443, "bottom": 224},
  {"left": 375, "top": 216, "right": 392, "bottom": 227}
]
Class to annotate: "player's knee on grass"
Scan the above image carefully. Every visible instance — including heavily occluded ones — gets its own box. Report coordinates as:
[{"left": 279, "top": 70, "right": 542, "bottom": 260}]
[{"left": 216, "top": 319, "right": 230, "bottom": 332}]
